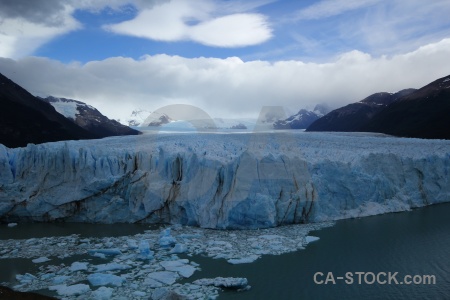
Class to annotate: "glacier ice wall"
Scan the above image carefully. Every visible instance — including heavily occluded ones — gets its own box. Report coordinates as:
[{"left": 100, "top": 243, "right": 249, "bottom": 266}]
[{"left": 0, "top": 132, "right": 449, "bottom": 229}]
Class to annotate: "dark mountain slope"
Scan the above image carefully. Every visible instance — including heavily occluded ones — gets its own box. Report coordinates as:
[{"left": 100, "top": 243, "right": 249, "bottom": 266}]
[
  {"left": 362, "top": 75, "right": 450, "bottom": 139},
  {"left": 0, "top": 73, "right": 95, "bottom": 148},
  {"left": 307, "top": 89, "right": 416, "bottom": 132}
]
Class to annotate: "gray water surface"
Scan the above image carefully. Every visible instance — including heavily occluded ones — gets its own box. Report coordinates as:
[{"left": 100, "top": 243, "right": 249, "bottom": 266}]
[{"left": 190, "top": 203, "right": 450, "bottom": 300}]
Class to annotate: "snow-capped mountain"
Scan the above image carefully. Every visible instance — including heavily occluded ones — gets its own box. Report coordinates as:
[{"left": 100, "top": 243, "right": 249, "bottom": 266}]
[
  {"left": 0, "top": 73, "right": 94, "bottom": 148},
  {"left": 124, "top": 107, "right": 271, "bottom": 131},
  {"left": 141, "top": 112, "right": 173, "bottom": 127},
  {"left": 273, "top": 104, "right": 332, "bottom": 129},
  {"left": 41, "top": 96, "right": 140, "bottom": 138},
  {"left": 122, "top": 109, "right": 151, "bottom": 127}
]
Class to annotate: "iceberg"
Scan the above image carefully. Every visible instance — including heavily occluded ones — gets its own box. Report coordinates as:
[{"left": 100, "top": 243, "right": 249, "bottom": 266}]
[
  {"left": 49, "top": 284, "right": 90, "bottom": 296},
  {"left": 92, "top": 287, "right": 114, "bottom": 300},
  {"left": 227, "top": 255, "right": 260, "bottom": 264},
  {"left": 146, "top": 271, "right": 179, "bottom": 285},
  {"left": 160, "top": 260, "right": 196, "bottom": 278},
  {"left": 0, "top": 132, "right": 449, "bottom": 228},
  {"left": 93, "top": 262, "right": 131, "bottom": 272},
  {"left": 193, "top": 277, "right": 250, "bottom": 290},
  {"left": 304, "top": 236, "right": 320, "bottom": 244},
  {"left": 87, "top": 273, "right": 126, "bottom": 287},
  {"left": 137, "top": 239, "right": 154, "bottom": 260},
  {"left": 159, "top": 228, "right": 177, "bottom": 248},
  {"left": 87, "top": 248, "right": 122, "bottom": 256},
  {"left": 70, "top": 261, "right": 88, "bottom": 272},
  {"left": 32, "top": 257, "right": 51, "bottom": 263}
]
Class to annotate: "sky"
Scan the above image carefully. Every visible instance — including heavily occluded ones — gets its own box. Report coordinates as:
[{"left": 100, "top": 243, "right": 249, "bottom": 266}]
[{"left": 1, "top": 0, "right": 450, "bottom": 120}]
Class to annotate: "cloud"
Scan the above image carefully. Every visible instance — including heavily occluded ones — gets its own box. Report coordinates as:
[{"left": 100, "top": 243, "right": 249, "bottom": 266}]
[
  {"left": 291, "top": 0, "right": 380, "bottom": 21},
  {"left": 1, "top": 38, "right": 450, "bottom": 121},
  {"left": 0, "top": 8, "right": 80, "bottom": 58},
  {"left": 104, "top": 0, "right": 272, "bottom": 47},
  {"left": 0, "top": 0, "right": 159, "bottom": 58},
  {"left": 0, "top": 0, "right": 68, "bottom": 26}
]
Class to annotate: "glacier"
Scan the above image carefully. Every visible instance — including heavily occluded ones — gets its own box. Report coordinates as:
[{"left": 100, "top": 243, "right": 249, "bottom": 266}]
[{"left": 0, "top": 131, "right": 449, "bottom": 228}]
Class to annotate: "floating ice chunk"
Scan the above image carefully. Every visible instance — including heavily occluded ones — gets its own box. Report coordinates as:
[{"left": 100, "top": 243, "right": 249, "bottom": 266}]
[
  {"left": 7, "top": 223, "right": 17, "bottom": 228},
  {"left": 169, "top": 243, "right": 187, "bottom": 254},
  {"left": 92, "top": 286, "right": 114, "bottom": 300},
  {"left": 87, "top": 273, "right": 126, "bottom": 287},
  {"left": 137, "top": 240, "right": 154, "bottom": 260},
  {"left": 174, "top": 265, "right": 196, "bottom": 278},
  {"left": 209, "top": 241, "right": 233, "bottom": 248},
  {"left": 52, "top": 275, "right": 71, "bottom": 285},
  {"left": 93, "top": 253, "right": 106, "bottom": 259},
  {"left": 179, "top": 233, "right": 202, "bottom": 239},
  {"left": 160, "top": 260, "right": 196, "bottom": 278},
  {"left": 133, "top": 291, "right": 147, "bottom": 297},
  {"left": 88, "top": 248, "right": 122, "bottom": 256},
  {"left": 159, "top": 229, "right": 177, "bottom": 248},
  {"left": 49, "top": 284, "right": 90, "bottom": 296},
  {"left": 151, "top": 288, "right": 185, "bottom": 300},
  {"left": 143, "top": 278, "right": 163, "bottom": 288},
  {"left": 41, "top": 273, "right": 55, "bottom": 280},
  {"left": 193, "top": 277, "right": 249, "bottom": 290},
  {"left": 32, "top": 256, "right": 51, "bottom": 263},
  {"left": 70, "top": 261, "right": 88, "bottom": 272},
  {"left": 94, "top": 263, "right": 131, "bottom": 272},
  {"left": 147, "top": 271, "right": 179, "bottom": 285},
  {"left": 260, "top": 234, "right": 284, "bottom": 240},
  {"left": 227, "top": 255, "right": 259, "bottom": 264},
  {"left": 16, "top": 273, "right": 37, "bottom": 284},
  {"left": 128, "top": 239, "right": 138, "bottom": 249},
  {"left": 304, "top": 236, "right": 320, "bottom": 244},
  {"left": 160, "top": 260, "right": 185, "bottom": 268}
]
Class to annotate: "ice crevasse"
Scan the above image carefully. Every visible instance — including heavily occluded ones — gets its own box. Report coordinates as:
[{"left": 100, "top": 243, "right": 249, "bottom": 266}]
[{"left": 0, "top": 132, "right": 449, "bottom": 229}]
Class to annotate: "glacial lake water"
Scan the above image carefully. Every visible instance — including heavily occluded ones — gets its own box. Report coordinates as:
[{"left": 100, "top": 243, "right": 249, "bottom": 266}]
[{"left": 1, "top": 203, "right": 449, "bottom": 299}]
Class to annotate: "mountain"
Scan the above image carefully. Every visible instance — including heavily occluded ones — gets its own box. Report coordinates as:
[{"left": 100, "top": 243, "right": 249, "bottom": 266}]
[
  {"left": 361, "top": 75, "right": 450, "bottom": 139},
  {"left": 0, "top": 73, "right": 95, "bottom": 148},
  {"left": 307, "top": 89, "right": 416, "bottom": 132},
  {"left": 273, "top": 104, "right": 332, "bottom": 129},
  {"left": 121, "top": 108, "right": 151, "bottom": 127},
  {"left": 41, "top": 96, "right": 140, "bottom": 137},
  {"left": 141, "top": 112, "right": 172, "bottom": 127}
]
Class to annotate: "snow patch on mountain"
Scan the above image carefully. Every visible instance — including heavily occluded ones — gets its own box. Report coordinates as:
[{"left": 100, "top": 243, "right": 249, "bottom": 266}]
[{"left": 49, "top": 100, "right": 79, "bottom": 120}]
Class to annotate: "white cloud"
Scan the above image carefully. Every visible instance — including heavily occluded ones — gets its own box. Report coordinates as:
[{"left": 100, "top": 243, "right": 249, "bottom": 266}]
[
  {"left": 104, "top": 0, "right": 272, "bottom": 47},
  {"left": 0, "top": 5, "right": 80, "bottom": 58},
  {"left": 292, "top": 0, "right": 380, "bottom": 21},
  {"left": 1, "top": 38, "right": 450, "bottom": 121},
  {"left": 0, "top": 0, "right": 160, "bottom": 58}
]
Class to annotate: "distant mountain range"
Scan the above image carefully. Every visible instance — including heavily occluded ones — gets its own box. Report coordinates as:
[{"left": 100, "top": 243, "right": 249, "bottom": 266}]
[
  {"left": 307, "top": 74, "right": 450, "bottom": 139},
  {"left": 0, "top": 73, "right": 140, "bottom": 148},
  {"left": 273, "top": 104, "right": 331, "bottom": 129}
]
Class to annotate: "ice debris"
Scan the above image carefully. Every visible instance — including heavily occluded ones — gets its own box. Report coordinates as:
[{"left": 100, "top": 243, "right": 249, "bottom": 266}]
[
  {"left": 32, "top": 256, "right": 51, "bottom": 263},
  {"left": 1, "top": 222, "right": 332, "bottom": 299},
  {"left": 87, "top": 273, "right": 126, "bottom": 287},
  {"left": 92, "top": 286, "right": 114, "bottom": 300},
  {"left": 49, "top": 283, "right": 90, "bottom": 296},
  {"left": 193, "top": 277, "right": 250, "bottom": 290}
]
